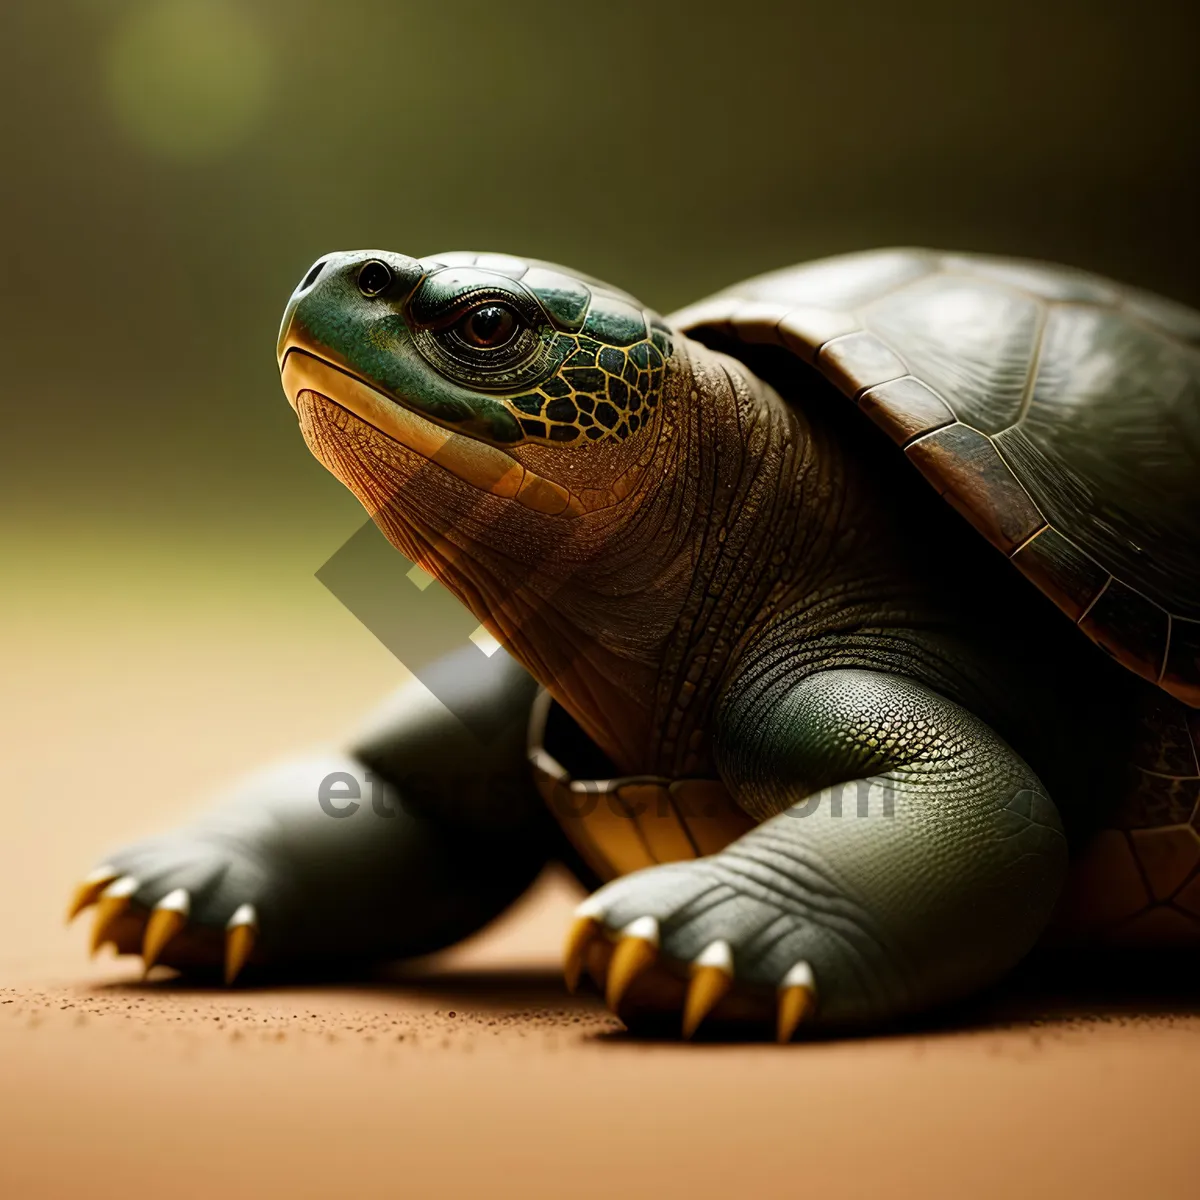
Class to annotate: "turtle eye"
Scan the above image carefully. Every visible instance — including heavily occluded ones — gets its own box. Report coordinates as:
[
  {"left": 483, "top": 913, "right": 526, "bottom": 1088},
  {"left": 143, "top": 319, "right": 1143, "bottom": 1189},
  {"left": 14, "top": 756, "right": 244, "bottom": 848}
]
[
  {"left": 460, "top": 303, "right": 519, "bottom": 348},
  {"left": 357, "top": 260, "right": 393, "bottom": 297},
  {"left": 411, "top": 292, "right": 546, "bottom": 390}
]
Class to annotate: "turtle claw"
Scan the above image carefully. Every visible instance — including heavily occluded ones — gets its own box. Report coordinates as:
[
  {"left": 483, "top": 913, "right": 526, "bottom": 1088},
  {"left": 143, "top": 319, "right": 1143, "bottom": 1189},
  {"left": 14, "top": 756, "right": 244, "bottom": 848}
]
[
  {"left": 776, "top": 961, "right": 817, "bottom": 1043},
  {"left": 604, "top": 916, "right": 659, "bottom": 1012},
  {"left": 562, "top": 910, "right": 603, "bottom": 994},
  {"left": 89, "top": 876, "right": 138, "bottom": 955},
  {"left": 224, "top": 904, "right": 258, "bottom": 985},
  {"left": 66, "top": 865, "right": 120, "bottom": 923},
  {"left": 681, "top": 941, "right": 734, "bottom": 1039},
  {"left": 141, "top": 889, "right": 190, "bottom": 976}
]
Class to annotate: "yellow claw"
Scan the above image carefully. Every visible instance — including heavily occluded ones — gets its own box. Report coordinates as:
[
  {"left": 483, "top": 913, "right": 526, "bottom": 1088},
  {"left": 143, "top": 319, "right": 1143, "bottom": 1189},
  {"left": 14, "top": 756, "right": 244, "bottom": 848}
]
[
  {"left": 776, "top": 961, "right": 817, "bottom": 1043},
  {"left": 604, "top": 916, "right": 659, "bottom": 1013},
  {"left": 66, "top": 865, "right": 121, "bottom": 923},
  {"left": 224, "top": 904, "right": 258, "bottom": 985},
  {"left": 141, "top": 889, "right": 190, "bottom": 975},
  {"left": 563, "top": 913, "right": 603, "bottom": 993},
  {"left": 89, "top": 876, "right": 138, "bottom": 955},
  {"left": 681, "top": 941, "right": 734, "bottom": 1039}
]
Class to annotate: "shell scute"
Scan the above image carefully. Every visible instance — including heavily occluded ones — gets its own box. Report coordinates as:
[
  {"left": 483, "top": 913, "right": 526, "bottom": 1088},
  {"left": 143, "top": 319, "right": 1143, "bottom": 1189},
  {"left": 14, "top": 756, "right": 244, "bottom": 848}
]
[
  {"left": 725, "top": 301, "right": 788, "bottom": 346},
  {"left": 1163, "top": 619, "right": 1200, "bottom": 708},
  {"left": 1009, "top": 526, "right": 1109, "bottom": 623},
  {"left": 1129, "top": 827, "right": 1200, "bottom": 902},
  {"left": 905, "top": 424, "right": 1045, "bottom": 555},
  {"left": 863, "top": 275, "right": 1044, "bottom": 434},
  {"left": 733, "top": 248, "right": 933, "bottom": 311},
  {"left": 777, "top": 307, "right": 860, "bottom": 363},
  {"left": 1077, "top": 578, "right": 1170, "bottom": 685},
  {"left": 1121, "top": 286, "right": 1200, "bottom": 344},
  {"left": 817, "top": 331, "right": 907, "bottom": 395},
  {"left": 857, "top": 376, "right": 956, "bottom": 446},
  {"left": 939, "top": 254, "right": 1121, "bottom": 305}
]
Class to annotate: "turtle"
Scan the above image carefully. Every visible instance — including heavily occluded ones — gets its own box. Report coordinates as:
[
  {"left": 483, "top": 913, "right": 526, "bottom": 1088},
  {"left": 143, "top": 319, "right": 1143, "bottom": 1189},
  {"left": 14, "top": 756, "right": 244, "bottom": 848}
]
[{"left": 69, "top": 246, "right": 1200, "bottom": 1040}]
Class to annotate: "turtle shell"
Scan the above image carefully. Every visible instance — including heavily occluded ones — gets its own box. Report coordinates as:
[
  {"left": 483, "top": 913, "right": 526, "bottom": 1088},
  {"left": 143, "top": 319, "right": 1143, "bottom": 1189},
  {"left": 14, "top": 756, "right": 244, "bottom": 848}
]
[{"left": 672, "top": 250, "right": 1200, "bottom": 707}]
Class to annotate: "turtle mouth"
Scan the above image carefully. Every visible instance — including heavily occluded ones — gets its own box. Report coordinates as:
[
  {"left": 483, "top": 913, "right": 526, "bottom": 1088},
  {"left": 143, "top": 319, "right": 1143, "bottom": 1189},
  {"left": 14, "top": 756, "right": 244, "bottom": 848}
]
[{"left": 278, "top": 337, "right": 581, "bottom": 517}]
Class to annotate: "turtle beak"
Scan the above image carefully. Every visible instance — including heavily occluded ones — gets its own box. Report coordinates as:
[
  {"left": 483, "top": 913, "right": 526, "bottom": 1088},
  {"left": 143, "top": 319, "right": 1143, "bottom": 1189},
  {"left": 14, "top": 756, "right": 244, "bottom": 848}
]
[
  {"left": 276, "top": 301, "right": 299, "bottom": 376},
  {"left": 277, "top": 313, "right": 343, "bottom": 414},
  {"left": 276, "top": 257, "right": 361, "bottom": 413},
  {"left": 276, "top": 254, "right": 332, "bottom": 371}
]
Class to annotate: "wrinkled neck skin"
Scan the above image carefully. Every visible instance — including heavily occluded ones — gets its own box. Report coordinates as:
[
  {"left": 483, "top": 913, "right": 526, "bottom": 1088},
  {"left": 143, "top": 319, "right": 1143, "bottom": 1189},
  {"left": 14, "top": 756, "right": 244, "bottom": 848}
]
[
  {"left": 298, "top": 338, "right": 830, "bottom": 777},
  {"left": 620, "top": 340, "right": 822, "bottom": 775}
]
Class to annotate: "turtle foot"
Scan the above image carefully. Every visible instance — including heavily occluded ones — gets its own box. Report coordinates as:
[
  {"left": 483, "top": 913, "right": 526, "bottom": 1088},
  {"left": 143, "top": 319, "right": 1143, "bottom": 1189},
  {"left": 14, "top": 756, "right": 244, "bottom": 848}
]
[
  {"left": 563, "top": 862, "right": 820, "bottom": 1042},
  {"left": 67, "top": 833, "right": 271, "bottom": 984}
]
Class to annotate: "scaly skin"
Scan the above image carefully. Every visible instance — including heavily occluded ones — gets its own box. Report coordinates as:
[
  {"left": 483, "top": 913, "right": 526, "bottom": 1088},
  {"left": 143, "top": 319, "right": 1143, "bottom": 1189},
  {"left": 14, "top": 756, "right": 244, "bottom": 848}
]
[{"left": 71, "top": 249, "right": 1140, "bottom": 1038}]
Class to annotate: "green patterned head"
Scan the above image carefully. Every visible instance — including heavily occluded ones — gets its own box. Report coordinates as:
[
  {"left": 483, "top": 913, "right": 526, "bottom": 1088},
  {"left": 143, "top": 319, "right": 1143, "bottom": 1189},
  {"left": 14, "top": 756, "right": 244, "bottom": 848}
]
[{"left": 278, "top": 250, "right": 677, "bottom": 519}]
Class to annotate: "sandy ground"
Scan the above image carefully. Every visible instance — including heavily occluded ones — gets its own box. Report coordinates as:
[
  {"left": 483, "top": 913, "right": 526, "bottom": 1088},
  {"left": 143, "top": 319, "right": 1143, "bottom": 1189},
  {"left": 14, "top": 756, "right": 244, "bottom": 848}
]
[{"left": 4, "top": 525, "right": 1200, "bottom": 1199}]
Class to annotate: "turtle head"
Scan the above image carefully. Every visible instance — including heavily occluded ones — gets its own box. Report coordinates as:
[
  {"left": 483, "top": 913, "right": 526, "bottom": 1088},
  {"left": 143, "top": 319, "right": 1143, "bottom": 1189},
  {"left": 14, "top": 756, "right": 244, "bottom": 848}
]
[
  {"left": 278, "top": 249, "right": 676, "bottom": 518},
  {"left": 278, "top": 249, "right": 698, "bottom": 765}
]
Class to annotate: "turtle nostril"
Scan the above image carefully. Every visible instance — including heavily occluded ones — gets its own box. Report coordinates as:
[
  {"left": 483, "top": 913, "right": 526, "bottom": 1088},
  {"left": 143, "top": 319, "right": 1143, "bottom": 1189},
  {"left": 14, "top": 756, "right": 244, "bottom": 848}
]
[{"left": 299, "top": 259, "right": 326, "bottom": 291}]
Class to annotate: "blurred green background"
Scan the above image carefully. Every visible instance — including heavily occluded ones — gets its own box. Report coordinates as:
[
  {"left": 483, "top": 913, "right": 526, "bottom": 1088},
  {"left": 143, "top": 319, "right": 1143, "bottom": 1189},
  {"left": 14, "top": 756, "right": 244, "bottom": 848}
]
[{"left": 1, "top": 0, "right": 1197, "bottom": 606}]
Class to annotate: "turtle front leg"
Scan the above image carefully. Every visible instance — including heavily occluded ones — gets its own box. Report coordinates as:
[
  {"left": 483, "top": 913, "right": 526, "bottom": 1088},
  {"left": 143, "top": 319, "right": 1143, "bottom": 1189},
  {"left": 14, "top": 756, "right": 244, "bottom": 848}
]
[
  {"left": 566, "top": 669, "right": 1068, "bottom": 1039},
  {"left": 69, "top": 648, "right": 554, "bottom": 981}
]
